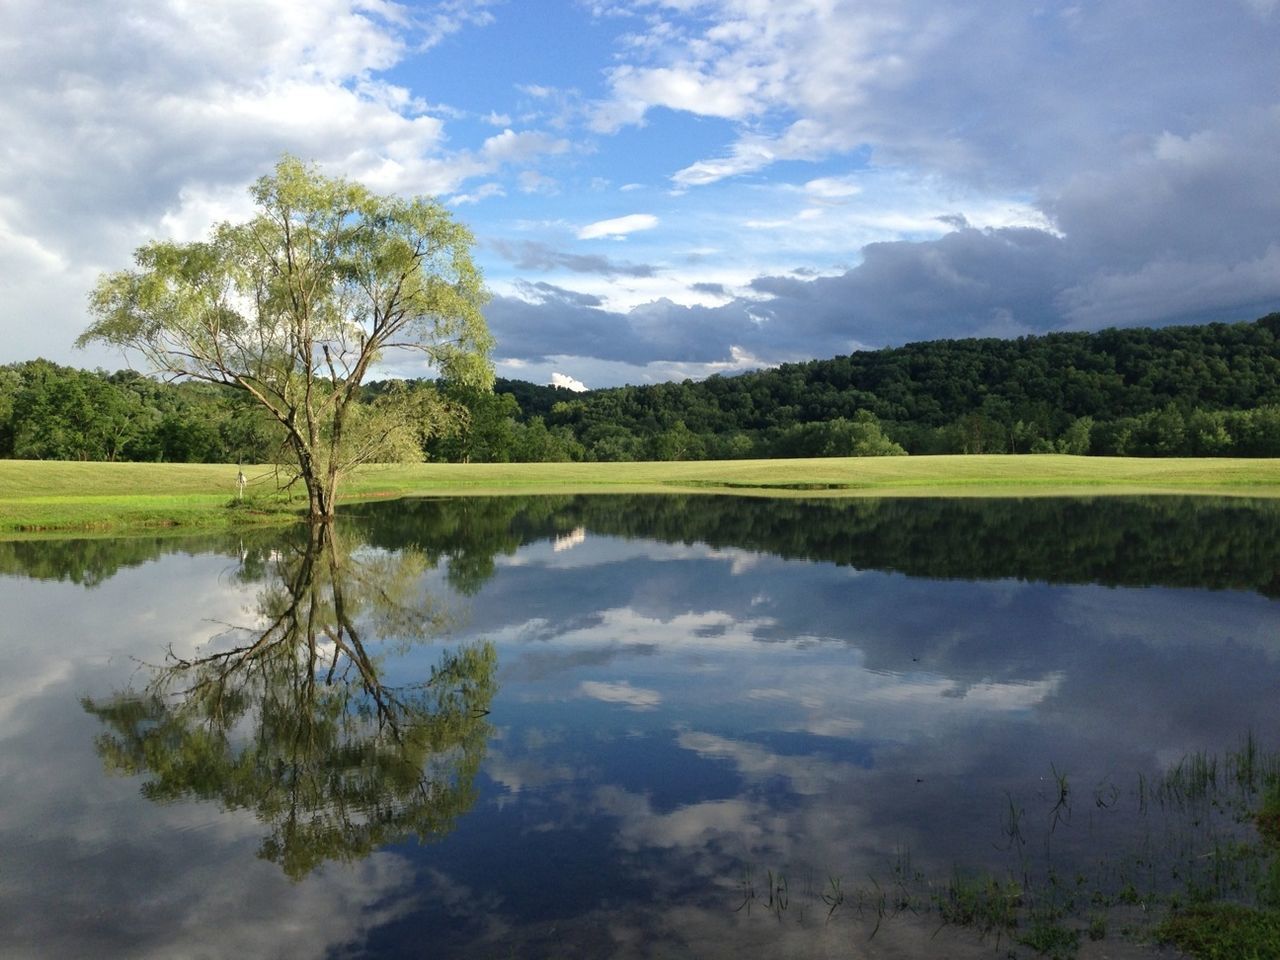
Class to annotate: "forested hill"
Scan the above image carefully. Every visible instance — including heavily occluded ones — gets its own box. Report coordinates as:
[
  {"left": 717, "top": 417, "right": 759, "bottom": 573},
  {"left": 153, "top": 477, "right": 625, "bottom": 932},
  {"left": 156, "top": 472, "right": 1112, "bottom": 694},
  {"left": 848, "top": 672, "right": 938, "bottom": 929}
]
[
  {"left": 517, "top": 313, "right": 1280, "bottom": 459},
  {"left": 3, "top": 313, "right": 1279, "bottom": 463}
]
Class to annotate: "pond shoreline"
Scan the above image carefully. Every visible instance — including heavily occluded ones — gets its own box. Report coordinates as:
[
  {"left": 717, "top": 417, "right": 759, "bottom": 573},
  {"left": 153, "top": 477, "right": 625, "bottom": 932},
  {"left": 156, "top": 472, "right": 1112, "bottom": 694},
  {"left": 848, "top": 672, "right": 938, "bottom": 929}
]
[{"left": 2, "top": 454, "right": 1279, "bottom": 536}]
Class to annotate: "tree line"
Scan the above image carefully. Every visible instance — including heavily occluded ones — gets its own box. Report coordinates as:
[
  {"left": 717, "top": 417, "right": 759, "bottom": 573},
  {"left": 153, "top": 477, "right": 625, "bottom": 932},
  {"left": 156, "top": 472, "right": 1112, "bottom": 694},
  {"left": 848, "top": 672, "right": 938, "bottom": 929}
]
[
  {"left": 524, "top": 313, "right": 1280, "bottom": 460},
  {"left": 4, "top": 312, "right": 1279, "bottom": 463},
  {"left": 8, "top": 493, "right": 1280, "bottom": 598}
]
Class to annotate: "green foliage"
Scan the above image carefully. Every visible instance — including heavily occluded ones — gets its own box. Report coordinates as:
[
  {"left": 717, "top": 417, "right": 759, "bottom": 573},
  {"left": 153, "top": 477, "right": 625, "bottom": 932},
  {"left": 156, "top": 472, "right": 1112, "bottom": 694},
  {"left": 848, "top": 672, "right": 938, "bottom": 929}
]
[
  {"left": 11, "top": 312, "right": 1280, "bottom": 465},
  {"left": 78, "top": 155, "right": 492, "bottom": 517},
  {"left": 529, "top": 313, "right": 1280, "bottom": 460},
  {"left": 769, "top": 411, "right": 907, "bottom": 457}
]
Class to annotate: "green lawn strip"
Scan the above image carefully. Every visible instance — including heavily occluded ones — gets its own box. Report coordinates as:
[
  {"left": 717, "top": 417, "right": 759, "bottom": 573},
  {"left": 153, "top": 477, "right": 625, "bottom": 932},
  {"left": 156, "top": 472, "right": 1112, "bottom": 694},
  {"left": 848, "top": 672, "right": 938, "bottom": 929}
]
[
  {"left": 342, "top": 456, "right": 1280, "bottom": 500},
  {"left": 2, "top": 455, "right": 1279, "bottom": 536}
]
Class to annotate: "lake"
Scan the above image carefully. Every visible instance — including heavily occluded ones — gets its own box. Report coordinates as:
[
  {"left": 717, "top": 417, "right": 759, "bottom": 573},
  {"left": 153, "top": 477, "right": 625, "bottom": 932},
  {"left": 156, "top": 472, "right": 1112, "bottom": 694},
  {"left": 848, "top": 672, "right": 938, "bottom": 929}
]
[{"left": 2, "top": 495, "right": 1278, "bottom": 958}]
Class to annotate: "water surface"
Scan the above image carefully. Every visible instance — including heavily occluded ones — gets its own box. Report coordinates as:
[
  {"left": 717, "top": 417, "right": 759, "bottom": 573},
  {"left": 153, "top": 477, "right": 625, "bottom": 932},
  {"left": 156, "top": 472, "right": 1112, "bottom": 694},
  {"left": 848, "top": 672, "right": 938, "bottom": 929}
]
[{"left": 2, "top": 495, "right": 1278, "bottom": 958}]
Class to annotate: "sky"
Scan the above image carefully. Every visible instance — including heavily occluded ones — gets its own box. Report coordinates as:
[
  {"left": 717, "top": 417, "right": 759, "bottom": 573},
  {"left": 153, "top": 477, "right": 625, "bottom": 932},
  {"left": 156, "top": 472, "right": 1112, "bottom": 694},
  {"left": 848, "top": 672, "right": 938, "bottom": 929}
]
[{"left": 2, "top": 0, "right": 1278, "bottom": 390}]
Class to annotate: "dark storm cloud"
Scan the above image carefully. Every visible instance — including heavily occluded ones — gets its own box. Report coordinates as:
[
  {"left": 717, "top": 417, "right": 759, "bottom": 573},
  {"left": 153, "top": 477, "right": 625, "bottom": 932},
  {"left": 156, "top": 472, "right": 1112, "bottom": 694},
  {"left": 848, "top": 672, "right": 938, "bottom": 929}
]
[
  {"left": 492, "top": 239, "right": 659, "bottom": 278},
  {"left": 513, "top": 279, "right": 605, "bottom": 308},
  {"left": 489, "top": 205, "right": 1280, "bottom": 369},
  {"left": 488, "top": 226, "right": 1078, "bottom": 366},
  {"left": 482, "top": 1, "right": 1280, "bottom": 374},
  {"left": 689, "top": 281, "right": 728, "bottom": 296}
]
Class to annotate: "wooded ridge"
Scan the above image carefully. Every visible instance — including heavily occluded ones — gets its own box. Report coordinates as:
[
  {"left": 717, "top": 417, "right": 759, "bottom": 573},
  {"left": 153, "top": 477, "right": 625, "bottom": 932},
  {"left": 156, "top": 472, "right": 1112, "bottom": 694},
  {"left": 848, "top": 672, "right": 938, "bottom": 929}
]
[{"left": 5, "top": 313, "right": 1279, "bottom": 462}]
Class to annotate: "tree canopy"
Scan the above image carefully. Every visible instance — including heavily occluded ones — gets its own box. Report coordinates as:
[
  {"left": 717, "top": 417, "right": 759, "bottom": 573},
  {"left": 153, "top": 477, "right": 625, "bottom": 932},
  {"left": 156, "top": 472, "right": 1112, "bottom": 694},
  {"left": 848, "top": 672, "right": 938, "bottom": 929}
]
[{"left": 79, "top": 156, "right": 493, "bottom": 519}]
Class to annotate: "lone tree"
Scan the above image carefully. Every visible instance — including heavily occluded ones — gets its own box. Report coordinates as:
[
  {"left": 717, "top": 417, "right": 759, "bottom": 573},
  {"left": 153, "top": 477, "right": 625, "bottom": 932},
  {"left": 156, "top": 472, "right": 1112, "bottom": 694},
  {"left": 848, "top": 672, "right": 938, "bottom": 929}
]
[{"left": 80, "top": 156, "right": 494, "bottom": 521}]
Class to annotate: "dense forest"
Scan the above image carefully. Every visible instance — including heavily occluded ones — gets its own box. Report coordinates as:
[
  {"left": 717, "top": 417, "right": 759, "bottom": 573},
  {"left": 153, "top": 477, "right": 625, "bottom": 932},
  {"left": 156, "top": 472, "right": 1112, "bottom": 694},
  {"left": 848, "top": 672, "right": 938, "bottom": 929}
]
[
  {"left": 3, "top": 313, "right": 1279, "bottom": 462},
  {"left": 524, "top": 312, "right": 1280, "bottom": 460}
]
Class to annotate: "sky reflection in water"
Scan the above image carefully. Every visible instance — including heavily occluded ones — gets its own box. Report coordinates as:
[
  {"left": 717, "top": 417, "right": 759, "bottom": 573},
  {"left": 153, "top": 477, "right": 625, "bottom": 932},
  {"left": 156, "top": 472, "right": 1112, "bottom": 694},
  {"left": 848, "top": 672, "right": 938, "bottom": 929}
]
[{"left": 1, "top": 495, "right": 1278, "bottom": 958}]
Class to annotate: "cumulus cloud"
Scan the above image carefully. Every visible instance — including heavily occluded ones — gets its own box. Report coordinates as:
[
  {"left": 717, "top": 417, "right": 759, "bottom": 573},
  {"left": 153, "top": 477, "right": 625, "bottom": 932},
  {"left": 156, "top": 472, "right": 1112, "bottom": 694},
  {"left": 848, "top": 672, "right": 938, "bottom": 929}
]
[
  {"left": 594, "top": 64, "right": 762, "bottom": 132},
  {"left": 551, "top": 372, "right": 589, "bottom": 392},
  {"left": 477, "top": 0, "right": 1269, "bottom": 379},
  {"left": 599, "top": 1, "right": 1280, "bottom": 192},
  {"left": 480, "top": 128, "right": 570, "bottom": 164},
  {"left": 488, "top": 121, "right": 1280, "bottom": 370},
  {"left": 0, "top": 0, "right": 561, "bottom": 366},
  {"left": 6, "top": 0, "right": 1279, "bottom": 381}
]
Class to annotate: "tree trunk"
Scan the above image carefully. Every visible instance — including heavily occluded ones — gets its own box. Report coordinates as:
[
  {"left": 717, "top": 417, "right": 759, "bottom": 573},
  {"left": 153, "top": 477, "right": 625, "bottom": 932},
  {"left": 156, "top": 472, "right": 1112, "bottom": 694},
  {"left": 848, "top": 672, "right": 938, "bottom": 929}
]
[
  {"left": 291, "top": 437, "right": 334, "bottom": 524},
  {"left": 305, "top": 475, "right": 333, "bottom": 523}
]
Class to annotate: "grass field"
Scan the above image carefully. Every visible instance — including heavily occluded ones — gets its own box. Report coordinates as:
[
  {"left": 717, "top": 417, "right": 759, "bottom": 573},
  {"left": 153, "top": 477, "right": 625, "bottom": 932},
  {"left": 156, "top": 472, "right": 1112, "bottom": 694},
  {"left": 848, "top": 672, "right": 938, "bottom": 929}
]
[{"left": 1, "top": 455, "right": 1278, "bottom": 535}]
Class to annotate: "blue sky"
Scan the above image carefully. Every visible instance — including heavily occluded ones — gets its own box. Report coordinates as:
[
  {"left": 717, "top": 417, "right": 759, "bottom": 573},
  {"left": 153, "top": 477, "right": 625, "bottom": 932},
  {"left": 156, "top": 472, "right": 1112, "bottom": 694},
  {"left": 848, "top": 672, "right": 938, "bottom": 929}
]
[{"left": 2, "top": 0, "right": 1278, "bottom": 388}]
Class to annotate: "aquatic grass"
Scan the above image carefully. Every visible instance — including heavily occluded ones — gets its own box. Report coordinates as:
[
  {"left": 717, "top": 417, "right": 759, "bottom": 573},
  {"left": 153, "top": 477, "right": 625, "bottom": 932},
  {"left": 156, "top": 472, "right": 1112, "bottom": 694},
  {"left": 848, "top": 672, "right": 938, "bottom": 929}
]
[
  {"left": 1155, "top": 903, "right": 1280, "bottom": 960},
  {"left": 733, "top": 735, "right": 1280, "bottom": 955},
  {"left": 932, "top": 870, "right": 1021, "bottom": 940},
  {"left": 821, "top": 875, "right": 845, "bottom": 921},
  {"left": 1017, "top": 911, "right": 1080, "bottom": 960},
  {"left": 1257, "top": 783, "right": 1280, "bottom": 848},
  {"left": 765, "top": 869, "right": 789, "bottom": 920},
  {"left": 1047, "top": 763, "right": 1072, "bottom": 834}
]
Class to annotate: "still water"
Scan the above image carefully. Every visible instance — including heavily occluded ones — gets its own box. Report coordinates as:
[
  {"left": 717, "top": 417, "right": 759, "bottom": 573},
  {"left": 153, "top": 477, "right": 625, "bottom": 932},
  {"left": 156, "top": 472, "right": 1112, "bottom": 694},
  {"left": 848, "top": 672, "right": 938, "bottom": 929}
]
[{"left": 1, "top": 495, "right": 1278, "bottom": 958}]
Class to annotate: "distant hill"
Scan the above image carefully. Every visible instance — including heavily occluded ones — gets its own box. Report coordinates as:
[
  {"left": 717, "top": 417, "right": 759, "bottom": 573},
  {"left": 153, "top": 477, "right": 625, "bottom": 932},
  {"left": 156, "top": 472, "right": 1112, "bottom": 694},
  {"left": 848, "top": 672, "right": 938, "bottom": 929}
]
[
  {"left": 493, "top": 378, "right": 582, "bottom": 419},
  {"left": 4, "top": 314, "right": 1279, "bottom": 462},
  {"left": 527, "top": 313, "right": 1280, "bottom": 459}
]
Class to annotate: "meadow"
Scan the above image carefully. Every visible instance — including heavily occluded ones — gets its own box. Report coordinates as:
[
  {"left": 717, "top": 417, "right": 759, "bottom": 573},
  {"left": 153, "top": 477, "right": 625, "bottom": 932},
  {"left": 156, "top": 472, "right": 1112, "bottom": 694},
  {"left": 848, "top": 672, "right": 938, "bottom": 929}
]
[{"left": 2, "top": 455, "right": 1278, "bottom": 535}]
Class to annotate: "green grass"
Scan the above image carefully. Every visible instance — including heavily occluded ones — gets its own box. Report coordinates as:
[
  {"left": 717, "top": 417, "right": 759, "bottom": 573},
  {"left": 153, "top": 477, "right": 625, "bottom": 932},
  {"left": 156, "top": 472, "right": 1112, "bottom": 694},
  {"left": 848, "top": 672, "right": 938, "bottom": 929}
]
[
  {"left": 2, "top": 454, "right": 1278, "bottom": 535},
  {"left": 0, "top": 461, "right": 299, "bottom": 534},
  {"left": 1155, "top": 904, "right": 1280, "bottom": 960}
]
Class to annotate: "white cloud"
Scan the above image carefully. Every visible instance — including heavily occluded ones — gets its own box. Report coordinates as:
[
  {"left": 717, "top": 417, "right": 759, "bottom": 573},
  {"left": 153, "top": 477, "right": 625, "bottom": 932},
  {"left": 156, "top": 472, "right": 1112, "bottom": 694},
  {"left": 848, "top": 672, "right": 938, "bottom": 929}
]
[
  {"left": 449, "top": 182, "right": 506, "bottom": 207},
  {"left": 804, "top": 175, "right": 862, "bottom": 200},
  {"left": 0, "top": 0, "right": 506, "bottom": 366},
  {"left": 517, "top": 170, "right": 559, "bottom": 195},
  {"left": 480, "top": 128, "right": 571, "bottom": 164},
  {"left": 676, "top": 731, "right": 856, "bottom": 795},
  {"left": 552, "top": 527, "right": 587, "bottom": 552},
  {"left": 594, "top": 787, "right": 763, "bottom": 851},
  {"left": 577, "top": 213, "right": 659, "bottom": 239},
  {"left": 578, "top": 680, "right": 662, "bottom": 709},
  {"left": 671, "top": 140, "right": 777, "bottom": 188},
  {"left": 602, "top": 64, "right": 761, "bottom": 124},
  {"left": 550, "top": 371, "right": 588, "bottom": 391},
  {"left": 6, "top": 0, "right": 1280, "bottom": 380}
]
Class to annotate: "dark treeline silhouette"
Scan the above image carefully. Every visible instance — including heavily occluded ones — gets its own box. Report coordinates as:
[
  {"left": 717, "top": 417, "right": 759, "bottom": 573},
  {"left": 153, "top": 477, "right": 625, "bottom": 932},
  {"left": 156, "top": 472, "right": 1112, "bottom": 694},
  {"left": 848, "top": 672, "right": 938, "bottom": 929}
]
[{"left": 5, "top": 313, "right": 1280, "bottom": 462}]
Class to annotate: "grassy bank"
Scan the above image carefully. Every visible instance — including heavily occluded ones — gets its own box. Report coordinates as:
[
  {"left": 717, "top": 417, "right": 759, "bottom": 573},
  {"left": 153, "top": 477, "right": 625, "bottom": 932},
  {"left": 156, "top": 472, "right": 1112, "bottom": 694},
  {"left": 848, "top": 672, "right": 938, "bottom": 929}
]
[{"left": 2, "top": 455, "right": 1279, "bottom": 535}]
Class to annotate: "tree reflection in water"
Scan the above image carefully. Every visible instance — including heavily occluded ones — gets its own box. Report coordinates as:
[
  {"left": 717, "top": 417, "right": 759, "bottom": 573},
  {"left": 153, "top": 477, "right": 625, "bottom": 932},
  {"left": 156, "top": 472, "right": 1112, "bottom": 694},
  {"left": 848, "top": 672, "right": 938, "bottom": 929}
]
[{"left": 82, "top": 523, "right": 497, "bottom": 879}]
